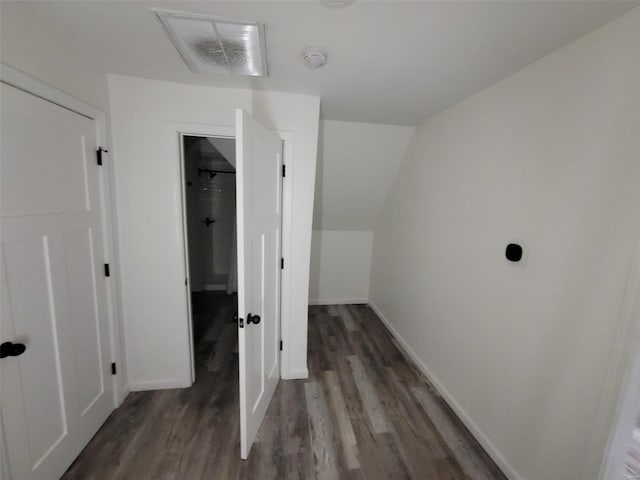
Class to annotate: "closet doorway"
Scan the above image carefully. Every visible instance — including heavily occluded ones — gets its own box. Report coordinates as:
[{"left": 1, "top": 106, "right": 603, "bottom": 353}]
[
  {"left": 182, "top": 135, "right": 238, "bottom": 382},
  {"left": 177, "top": 112, "right": 284, "bottom": 457}
]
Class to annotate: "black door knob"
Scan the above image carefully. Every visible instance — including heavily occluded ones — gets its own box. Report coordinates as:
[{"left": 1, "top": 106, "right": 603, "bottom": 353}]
[
  {"left": 0, "top": 342, "right": 26, "bottom": 359},
  {"left": 247, "top": 313, "right": 261, "bottom": 325},
  {"left": 202, "top": 217, "right": 216, "bottom": 227}
]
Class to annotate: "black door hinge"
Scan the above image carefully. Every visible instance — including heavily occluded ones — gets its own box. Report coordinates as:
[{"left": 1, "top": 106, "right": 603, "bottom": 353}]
[
  {"left": 238, "top": 317, "right": 244, "bottom": 328},
  {"left": 282, "top": 164, "right": 286, "bottom": 178},
  {"left": 281, "top": 258, "right": 284, "bottom": 269},
  {"left": 280, "top": 340, "right": 283, "bottom": 351},
  {"left": 111, "top": 362, "right": 117, "bottom": 375},
  {"left": 97, "top": 147, "right": 108, "bottom": 166},
  {"left": 104, "top": 263, "right": 110, "bottom": 277}
]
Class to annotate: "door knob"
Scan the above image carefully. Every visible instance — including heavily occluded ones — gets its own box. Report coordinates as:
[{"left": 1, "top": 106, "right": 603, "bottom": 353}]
[
  {"left": 202, "top": 217, "right": 216, "bottom": 227},
  {"left": 0, "top": 342, "right": 26, "bottom": 359},
  {"left": 247, "top": 313, "right": 261, "bottom": 325}
]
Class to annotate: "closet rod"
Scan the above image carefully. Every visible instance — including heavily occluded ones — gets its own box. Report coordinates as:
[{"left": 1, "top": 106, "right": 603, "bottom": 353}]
[{"left": 198, "top": 168, "right": 235, "bottom": 175}]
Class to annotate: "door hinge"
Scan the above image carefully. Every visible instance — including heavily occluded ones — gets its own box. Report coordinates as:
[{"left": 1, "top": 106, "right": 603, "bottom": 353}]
[
  {"left": 185, "top": 278, "right": 188, "bottom": 286},
  {"left": 97, "top": 147, "right": 108, "bottom": 166},
  {"left": 281, "top": 258, "right": 284, "bottom": 269},
  {"left": 280, "top": 340, "right": 283, "bottom": 351},
  {"left": 104, "top": 263, "right": 110, "bottom": 277},
  {"left": 282, "top": 164, "right": 286, "bottom": 178},
  {"left": 111, "top": 362, "right": 117, "bottom": 375},
  {"left": 238, "top": 317, "right": 244, "bottom": 328}
]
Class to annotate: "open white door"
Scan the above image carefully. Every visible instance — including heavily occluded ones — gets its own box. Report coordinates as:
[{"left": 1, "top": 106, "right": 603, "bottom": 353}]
[{"left": 236, "top": 109, "right": 282, "bottom": 459}]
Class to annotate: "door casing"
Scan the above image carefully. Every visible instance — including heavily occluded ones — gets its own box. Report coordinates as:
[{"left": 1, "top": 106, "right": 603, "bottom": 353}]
[
  {"left": 172, "top": 122, "right": 292, "bottom": 383},
  {"left": 594, "top": 233, "right": 640, "bottom": 479}
]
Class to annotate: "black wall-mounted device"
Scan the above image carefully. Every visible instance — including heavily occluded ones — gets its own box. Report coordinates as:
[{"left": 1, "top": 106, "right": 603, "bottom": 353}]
[{"left": 506, "top": 243, "right": 523, "bottom": 262}]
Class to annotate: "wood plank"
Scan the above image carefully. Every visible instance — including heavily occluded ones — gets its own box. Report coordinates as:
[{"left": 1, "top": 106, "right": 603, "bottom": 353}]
[
  {"left": 322, "top": 370, "right": 360, "bottom": 469},
  {"left": 337, "top": 304, "right": 359, "bottom": 332},
  {"left": 346, "top": 355, "right": 391, "bottom": 434},
  {"left": 207, "top": 323, "right": 235, "bottom": 372},
  {"left": 327, "top": 304, "right": 339, "bottom": 316},
  {"left": 304, "top": 381, "right": 340, "bottom": 480},
  {"left": 412, "top": 386, "right": 503, "bottom": 480}
]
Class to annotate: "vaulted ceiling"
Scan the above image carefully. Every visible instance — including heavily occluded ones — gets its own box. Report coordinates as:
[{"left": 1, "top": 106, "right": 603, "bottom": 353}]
[
  {"left": 2, "top": 1, "right": 637, "bottom": 234},
  {"left": 1, "top": 1, "right": 637, "bottom": 125}
]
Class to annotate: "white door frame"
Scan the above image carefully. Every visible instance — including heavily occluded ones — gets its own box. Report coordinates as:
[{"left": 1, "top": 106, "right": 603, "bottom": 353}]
[
  {"left": 594, "top": 231, "right": 640, "bottom": 479},
  {"left": 0, "top": 63, "right": 125, "bottom": 407},
  {"left": 171, "top": 122, "right": 292, "bottom": 382}
]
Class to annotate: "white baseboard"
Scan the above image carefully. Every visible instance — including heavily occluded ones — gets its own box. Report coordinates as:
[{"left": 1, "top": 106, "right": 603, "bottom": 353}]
[
  {"left": 368, "top": 301, "right": 521, "bottom": 480},
  {"left": 128, "top": 379, "right": 192, "bottom": 392},
  {"left": 281, "top": 368, "right": 309, "bottom": 380},
  {"left": 308, "top": 297, "right": 368, "bottom": 306}
]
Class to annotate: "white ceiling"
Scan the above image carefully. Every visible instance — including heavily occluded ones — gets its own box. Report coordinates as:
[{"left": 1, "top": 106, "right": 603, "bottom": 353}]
[{"left": 1, "top": 1, "right": 637, "bottom": 126}]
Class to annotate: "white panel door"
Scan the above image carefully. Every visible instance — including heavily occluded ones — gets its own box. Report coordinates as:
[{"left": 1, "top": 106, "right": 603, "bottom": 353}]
[
  {"left": 236, "top": 109, "right": 282, "bottom": 459},
  {"left": 0, "top": 83, "right": 113, "bottom": 479}
]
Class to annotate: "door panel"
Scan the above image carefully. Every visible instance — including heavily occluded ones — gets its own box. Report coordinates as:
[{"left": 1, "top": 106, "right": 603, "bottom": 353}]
[
  {"left": 2, "top": 239, "right": 70, "bottom": 469},
  {"left": 236, "top": 109, "right": 282, "bottom": 459},
  {"left": 64, "top": 228, "right": 105, "bottom": 414},
  {"left": 1, "top": 83, "right": 113, "bottom": 480},
  {"left": 0, "top": 86, "right": 91, "bottom": 217}
]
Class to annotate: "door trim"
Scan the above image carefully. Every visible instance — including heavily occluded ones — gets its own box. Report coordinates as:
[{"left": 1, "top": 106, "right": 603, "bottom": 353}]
[
  {"left": 0, "top": 63, "right": 125, "bottom": 407},
  {"left": 170, "top": 122, "right": 292, "bottom": 383},
  {"left": 593, "top": 230, "right": 640, "bottom": 479}
]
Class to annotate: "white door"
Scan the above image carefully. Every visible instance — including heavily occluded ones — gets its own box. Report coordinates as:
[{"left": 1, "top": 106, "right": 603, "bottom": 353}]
[
  {"left": 0, "top": 83, "right": 113, "bottom": 479},
  {"left": 236, "top": 109, "right": 282, "bottom": 459}
]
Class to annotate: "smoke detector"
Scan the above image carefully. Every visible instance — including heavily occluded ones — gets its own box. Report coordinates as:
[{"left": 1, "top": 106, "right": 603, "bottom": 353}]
[
  {"left": 154, "top": 9, "right": 268, "bottom": 77},
  {"left": 302, "top": 48, "right": 327, "bottom": 70}
]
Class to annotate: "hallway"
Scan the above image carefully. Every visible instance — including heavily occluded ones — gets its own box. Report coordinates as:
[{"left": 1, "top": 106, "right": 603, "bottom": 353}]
[{"left": 63, "top": 298, "right": 505, "bottom": 479}]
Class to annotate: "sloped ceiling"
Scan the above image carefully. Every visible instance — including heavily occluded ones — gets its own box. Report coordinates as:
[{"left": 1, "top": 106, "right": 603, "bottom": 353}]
[
  {"left": 184, "top": 136, "right": 235, "bottom": 170},
  {"left": 1, "top": 1, "right": 637, "bottom": 125},
  {"left": 314, "top": 120, "right": 414, "bottom": 230},
  {"left": 207, "top": 138, "right": 235, "bottom": 168}
]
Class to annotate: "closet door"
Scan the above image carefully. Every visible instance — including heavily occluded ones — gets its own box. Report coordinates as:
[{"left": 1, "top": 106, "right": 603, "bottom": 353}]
[{"left": 1, "top": 82, "right": 113, "bottom": 479}]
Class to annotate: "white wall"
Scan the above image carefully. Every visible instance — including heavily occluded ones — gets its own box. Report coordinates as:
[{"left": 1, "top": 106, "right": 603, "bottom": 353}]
[
  {"left": 200, "top": 172, "right": 236, "bottom": 284},
  {"left": 109, "top": 74, "right": 319, "bottom": 388},
  {"left": 313, "top": 120, "right": 414, "bottom": 231},
  {"left": 309, "top": 230, "right": 373, "bottom": 305},
  {"left": 184, "top": 147, "right": 205, "bottom": 292},
  {"left": 370, "top": 9, "right": 640, "bottom": 480},
  {"left": 309, "top": 120, "right": 413, "bottom": 304}
]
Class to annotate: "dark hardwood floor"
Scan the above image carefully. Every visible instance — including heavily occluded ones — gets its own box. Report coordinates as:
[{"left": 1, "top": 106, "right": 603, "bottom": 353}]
[{"left": 63, "top": 296, "right": 506, "bottom": 480}]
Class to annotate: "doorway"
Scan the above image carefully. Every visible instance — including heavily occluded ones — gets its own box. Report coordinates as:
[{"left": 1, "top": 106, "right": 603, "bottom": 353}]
[
  {"left": 181, "top": 135, "right": 238, "bottom": 382},
  {"left": 176, "top": 111, "right": 285, "bottom": 459}
]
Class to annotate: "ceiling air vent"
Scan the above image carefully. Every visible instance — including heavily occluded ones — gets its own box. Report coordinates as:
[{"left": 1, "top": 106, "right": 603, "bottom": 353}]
[{"left": 154, "top": 10, "right": 268, "bottom": 77}]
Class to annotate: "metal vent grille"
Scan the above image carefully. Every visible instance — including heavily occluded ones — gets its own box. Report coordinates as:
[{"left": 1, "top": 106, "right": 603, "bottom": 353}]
[
  {"left": 192, "top": 38, "right": 247, "bottom": 66},
  {"left": 155, "top": 10, "right": 268, "bottom": 77}
]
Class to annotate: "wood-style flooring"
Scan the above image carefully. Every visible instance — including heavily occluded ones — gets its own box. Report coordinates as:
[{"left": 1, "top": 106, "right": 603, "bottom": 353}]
[{"left": 63, "top": 294, "right": 506, "bottom": 479}]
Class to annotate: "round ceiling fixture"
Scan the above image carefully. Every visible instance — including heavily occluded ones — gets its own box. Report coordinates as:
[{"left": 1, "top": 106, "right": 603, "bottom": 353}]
[
  {"left": 302, "top": 48, "right": 327, "bottom": 70},
  {"left": 321, "top": 0, "right": 354, "bottom": 7}
]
